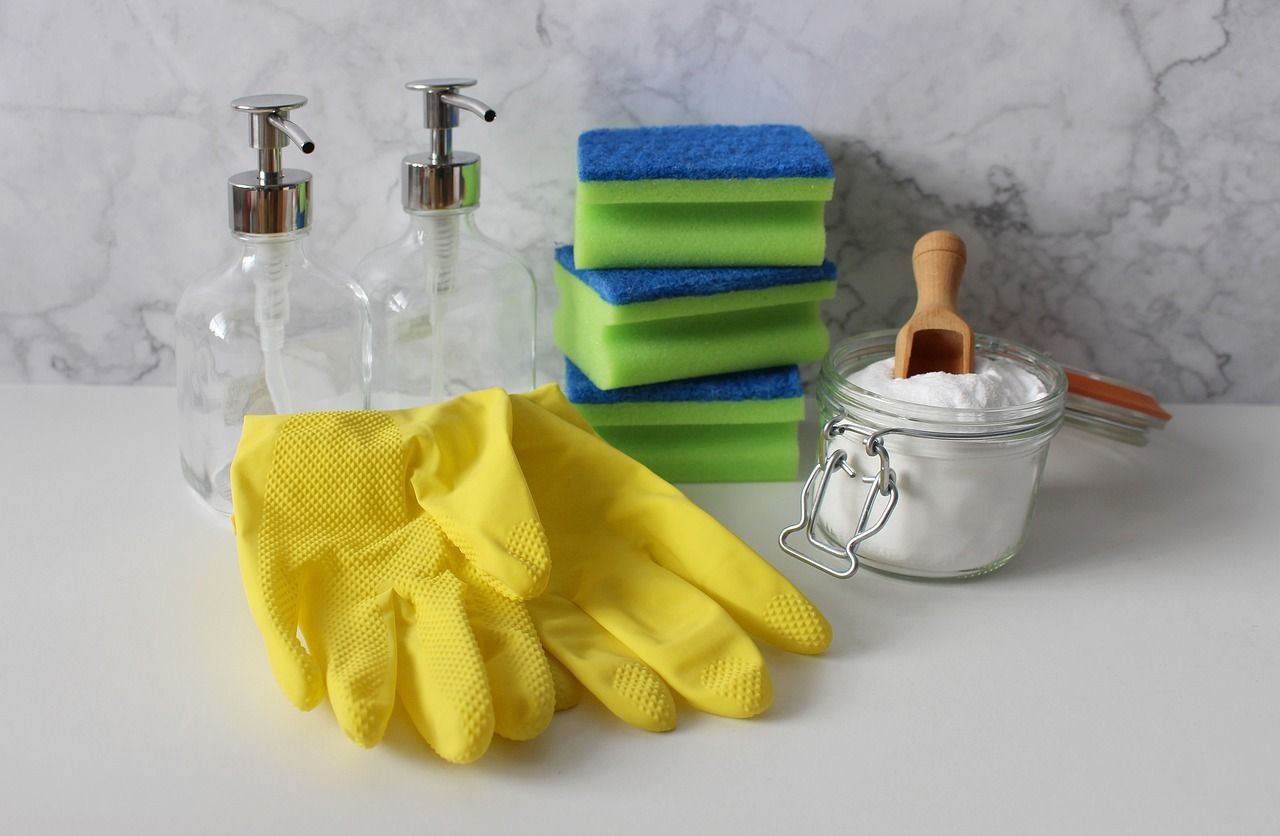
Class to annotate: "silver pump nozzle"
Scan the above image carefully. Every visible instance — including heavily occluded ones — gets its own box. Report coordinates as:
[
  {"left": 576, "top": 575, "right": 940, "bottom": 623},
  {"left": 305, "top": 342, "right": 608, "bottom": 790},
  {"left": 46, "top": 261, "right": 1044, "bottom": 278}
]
[
  {"left": 228, "top": 94, "right": 314, "bottom": 234},
  {"left": 402, "top": 78, "right": 494, "bottom": 211}
]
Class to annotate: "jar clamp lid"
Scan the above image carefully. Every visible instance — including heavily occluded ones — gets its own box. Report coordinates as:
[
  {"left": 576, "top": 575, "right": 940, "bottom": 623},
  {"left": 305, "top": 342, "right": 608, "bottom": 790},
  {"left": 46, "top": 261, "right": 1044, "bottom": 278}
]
[{"left": 780, "top": 416, "right": 1043, "bottom": 578}]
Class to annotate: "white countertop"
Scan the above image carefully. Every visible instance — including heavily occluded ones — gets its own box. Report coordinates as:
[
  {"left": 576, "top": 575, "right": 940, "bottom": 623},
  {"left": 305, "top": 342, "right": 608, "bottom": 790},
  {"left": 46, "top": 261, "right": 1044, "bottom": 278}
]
[{"left": 1, "top": 385, "right": 1276, "bottom": 833}]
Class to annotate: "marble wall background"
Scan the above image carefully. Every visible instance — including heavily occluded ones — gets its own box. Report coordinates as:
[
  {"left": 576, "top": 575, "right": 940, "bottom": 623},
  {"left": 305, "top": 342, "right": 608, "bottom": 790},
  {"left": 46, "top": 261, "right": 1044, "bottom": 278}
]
[{"left": 1, "top": 0, "right": 1275, "bottom": 402}]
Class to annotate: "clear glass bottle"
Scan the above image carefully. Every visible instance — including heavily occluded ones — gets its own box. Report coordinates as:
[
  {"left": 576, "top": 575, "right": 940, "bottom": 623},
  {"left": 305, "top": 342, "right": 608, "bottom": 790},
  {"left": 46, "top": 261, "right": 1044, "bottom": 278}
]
[
  {"left": 357, "top": 79, "right": 536, "bottom": 410},
  {"left": 176, "top": 95, "right": 370, "bottom": 514}
]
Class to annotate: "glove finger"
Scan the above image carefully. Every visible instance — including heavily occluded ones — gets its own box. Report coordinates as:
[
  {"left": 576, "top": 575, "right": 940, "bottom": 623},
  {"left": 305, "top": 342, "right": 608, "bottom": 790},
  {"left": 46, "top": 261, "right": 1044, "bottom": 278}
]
[
  {"left": 305, "top": 596, "right": 398, "bottom": 748},
  {"left": 642, "top": 509, "right": 832, "bottom": 656},
  {"left": 239, "top": 546, "right": 323, "bottom": 710},
  {"left": 397, "top": 570, "right": 495, "bottom": 764},
  {"left": 457, "top": 574, "right": 556, "bottom": 741},
  {"left": 515, "top": 388, "right": 831, "bottom": 655},
  {"left": 570, "top": 551, "right": 774, "bottom": 719},
  {"left": 230, "top": 414, "right": 322, "bottom": 710},
  {"left": 547, "top": 655, "right": 583, "bottom": 711},
  {"left": 527, "top": 594, "right": 676, "bottom": 732},
  {"left": 392, "top": 390, "right": 551, "bottom": 600}
]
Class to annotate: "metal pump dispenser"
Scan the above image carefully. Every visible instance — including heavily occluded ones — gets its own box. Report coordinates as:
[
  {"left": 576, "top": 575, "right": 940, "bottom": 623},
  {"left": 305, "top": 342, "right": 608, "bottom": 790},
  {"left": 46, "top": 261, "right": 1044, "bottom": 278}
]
[
  {"left": 402, "top": 79, "right": 496, "bottom": 212},
  {"left": 177, "top": 93, "right": 369, "bottom": 514},
  {"left": 357, "top": 77, "right": 535, "bottom": 409},
  {"left": 228, "top": 94, "right": 316, "bottom": 234}
]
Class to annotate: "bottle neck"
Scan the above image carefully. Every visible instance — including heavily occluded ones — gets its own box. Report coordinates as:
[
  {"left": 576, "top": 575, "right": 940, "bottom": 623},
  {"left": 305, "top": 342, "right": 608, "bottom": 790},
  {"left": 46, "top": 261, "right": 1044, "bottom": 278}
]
[
  {"left": 405, "top": 207, "right": 474, "bottom": 230},
  {"left": 404, "top": 212, "right": 465, "bottom": 291},
  {"left": 234, "top": 229, "right": 309, "bottom": 251},
  {"left": 405, "top": 210, "right": 472, "bottom": 248}
]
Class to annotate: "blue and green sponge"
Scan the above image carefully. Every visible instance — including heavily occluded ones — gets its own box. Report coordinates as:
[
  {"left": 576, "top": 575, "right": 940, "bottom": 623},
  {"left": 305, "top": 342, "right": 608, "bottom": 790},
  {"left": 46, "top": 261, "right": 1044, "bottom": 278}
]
[
  {"left": 565, "top": 360, "right": 804, "bottom": 482},
  {"left": 574, "top": 124, "right": 835, "bottom": 269},
  {"left": 554, "top": 245, "right": 835, "bottom": 389}
]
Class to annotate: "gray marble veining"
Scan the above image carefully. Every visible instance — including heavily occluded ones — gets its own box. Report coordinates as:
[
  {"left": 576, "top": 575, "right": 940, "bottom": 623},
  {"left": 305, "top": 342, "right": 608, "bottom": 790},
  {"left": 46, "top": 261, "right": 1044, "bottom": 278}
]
[{"left": 0, "top": 0, "right": 1275, "bottom": 401}]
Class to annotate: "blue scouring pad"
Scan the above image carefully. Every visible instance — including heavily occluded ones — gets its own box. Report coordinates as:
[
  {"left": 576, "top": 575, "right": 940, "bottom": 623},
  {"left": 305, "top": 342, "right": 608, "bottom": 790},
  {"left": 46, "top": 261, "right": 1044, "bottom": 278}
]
[
  {"left": 565, "top": 359, "right": 806, "bottom": 427},
  {"left": 565, "top": 359, "right": 801, "bottom": 403},
  {"left": 578, "top": 124, "right": 835, "bottom": 184},
  {"left": 553, "top": 245, "right": 837, "bottom": 329},
  {"left": 554, "top": 246, "right": 837, "bottom": 307}
]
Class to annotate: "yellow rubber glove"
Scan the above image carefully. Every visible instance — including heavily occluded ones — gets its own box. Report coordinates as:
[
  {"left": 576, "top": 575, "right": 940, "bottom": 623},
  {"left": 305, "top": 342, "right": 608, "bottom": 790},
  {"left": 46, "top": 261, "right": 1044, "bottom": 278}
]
[
  {"left": 229, "top": 389, "right": 555, "bottom": 763},
  {"left": 511, "top": 385, "right": 832, "bottom": 731}
]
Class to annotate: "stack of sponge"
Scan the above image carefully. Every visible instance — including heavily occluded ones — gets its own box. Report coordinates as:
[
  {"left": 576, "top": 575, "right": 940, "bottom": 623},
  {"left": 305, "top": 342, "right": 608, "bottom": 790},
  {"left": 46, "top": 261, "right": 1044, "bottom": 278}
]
[{"left": 556, "top": 124, "right": 836, "bottom": 482}]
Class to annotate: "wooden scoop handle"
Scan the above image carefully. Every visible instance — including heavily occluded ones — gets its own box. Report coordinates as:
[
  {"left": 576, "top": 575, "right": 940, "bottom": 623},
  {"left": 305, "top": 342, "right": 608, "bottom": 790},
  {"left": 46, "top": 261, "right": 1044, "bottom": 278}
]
[
  {"left": 894, "top": 230, "right": 974, "bottom": 378},
  {"left": 910, "top": 231, "right": 967, "bottom": 314}
]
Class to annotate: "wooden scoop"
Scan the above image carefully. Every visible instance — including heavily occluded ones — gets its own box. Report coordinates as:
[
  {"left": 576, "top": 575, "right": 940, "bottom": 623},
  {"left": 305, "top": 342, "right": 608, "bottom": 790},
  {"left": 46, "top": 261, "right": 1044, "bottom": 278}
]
[{"left": 894, "top": 230, "right": 974, "bottom": 378}]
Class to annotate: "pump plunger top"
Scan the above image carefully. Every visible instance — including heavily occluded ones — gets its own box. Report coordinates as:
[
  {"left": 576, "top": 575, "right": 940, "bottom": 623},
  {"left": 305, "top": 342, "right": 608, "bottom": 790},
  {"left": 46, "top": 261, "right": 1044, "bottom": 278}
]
[
  {"left": 227, "top": 94, "right": 315, "bottom": 234},
  {"left": 401, "top": 79, "right": 496, "bottom": 212}
]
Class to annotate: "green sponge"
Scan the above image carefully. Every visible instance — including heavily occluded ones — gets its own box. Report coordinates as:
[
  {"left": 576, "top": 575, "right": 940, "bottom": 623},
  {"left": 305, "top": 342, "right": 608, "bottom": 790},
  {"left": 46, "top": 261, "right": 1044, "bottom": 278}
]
[
  {"left": 576, "top": 398, "right": 804, "bottom": 427},
  {"left": 553, "top": 266, "right": 831, "bottom": 389},
  {"left": 555, "top": 293, "right": 829, "bottom": 390},
  {"left": 597, "top": 422, "right": 800, "bottom": 483},
  {"left": 576, "top": 177, "right": 834, "bottom": 205},
  {"left": 573, "top": 200, "right": 828, "bottom": 269},
  {"left": 574, "top": 124, "right": 835, "bottom": 269}
]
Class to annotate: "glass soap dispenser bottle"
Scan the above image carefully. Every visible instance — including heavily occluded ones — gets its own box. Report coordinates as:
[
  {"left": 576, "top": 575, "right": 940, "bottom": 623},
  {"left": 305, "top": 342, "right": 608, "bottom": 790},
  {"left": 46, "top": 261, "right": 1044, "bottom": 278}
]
[
  {"left": 357, "top": 78, "right": 536, "bottom": 409},
  {"left": 176, "top": 94, "right": 370, "bottom": 514}
]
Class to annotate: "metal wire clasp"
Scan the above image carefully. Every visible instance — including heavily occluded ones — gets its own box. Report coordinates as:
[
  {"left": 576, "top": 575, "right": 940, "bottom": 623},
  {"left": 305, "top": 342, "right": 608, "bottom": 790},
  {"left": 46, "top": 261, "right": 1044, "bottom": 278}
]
[{"left": 778, "top": 416, "right": 899, "bottom": 578}]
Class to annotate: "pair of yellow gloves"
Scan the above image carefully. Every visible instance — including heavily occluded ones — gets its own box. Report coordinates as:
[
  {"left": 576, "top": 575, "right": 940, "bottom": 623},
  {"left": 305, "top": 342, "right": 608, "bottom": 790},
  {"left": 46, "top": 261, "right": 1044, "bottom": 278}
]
[{"left": 230, "top": 384, "right": 830, "bottom": 763}]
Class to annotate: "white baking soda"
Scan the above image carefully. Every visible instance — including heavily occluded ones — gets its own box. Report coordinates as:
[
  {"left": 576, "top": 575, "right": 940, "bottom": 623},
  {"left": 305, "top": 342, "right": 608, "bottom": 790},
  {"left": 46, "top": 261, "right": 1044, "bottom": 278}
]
[
  {"left": 847, "top": 357, "right": 1047, "bottom": 410},
  {"left": 818, "top": 357, "right": 1051, "bottom": 576}
]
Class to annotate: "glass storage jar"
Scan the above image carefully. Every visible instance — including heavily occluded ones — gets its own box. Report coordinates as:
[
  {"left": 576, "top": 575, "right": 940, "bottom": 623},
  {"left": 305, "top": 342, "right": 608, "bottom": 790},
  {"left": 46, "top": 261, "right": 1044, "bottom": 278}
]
[{"left": 781, "top": 330, "right": 1067, "bottom": 580}]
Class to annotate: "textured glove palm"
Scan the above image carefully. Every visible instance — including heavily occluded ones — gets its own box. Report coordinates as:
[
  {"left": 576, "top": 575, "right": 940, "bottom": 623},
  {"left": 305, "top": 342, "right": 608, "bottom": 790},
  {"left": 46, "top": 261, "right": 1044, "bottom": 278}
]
[{"left": 230, "top": 390, "right": 555, "bottom": 763}]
